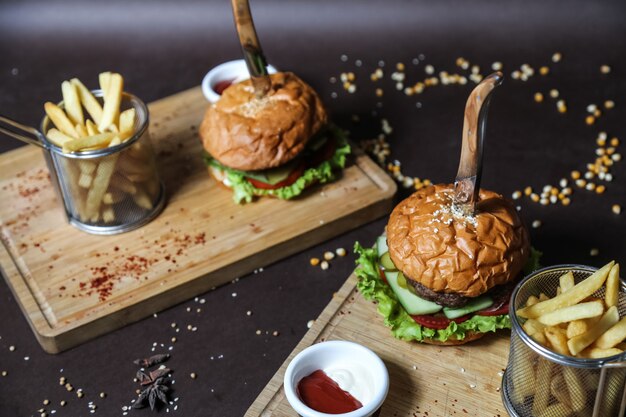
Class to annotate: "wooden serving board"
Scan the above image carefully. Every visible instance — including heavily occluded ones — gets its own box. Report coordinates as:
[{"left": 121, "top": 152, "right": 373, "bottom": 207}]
[
  {"left": 246, "top": 273, "right": 511, "bottom": 417},
  {"left": 0, "top": 87, "right": 397, "bottom": 354}
]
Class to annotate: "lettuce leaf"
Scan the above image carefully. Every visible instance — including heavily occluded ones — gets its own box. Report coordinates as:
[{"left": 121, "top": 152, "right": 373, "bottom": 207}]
[
  {"left": 204, "top": 125, "right": 351, "bottom": 204},
  {"left": 353, "top": 240, "right": 540, "bottom": 343}
]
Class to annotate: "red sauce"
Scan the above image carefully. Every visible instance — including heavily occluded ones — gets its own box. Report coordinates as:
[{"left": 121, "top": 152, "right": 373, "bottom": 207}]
[
  {"left": 297, "top": 370, "right": 363, "bottom": 414},
  {"left": 213, "top": 79, "right": 234, "bottom": 95}
]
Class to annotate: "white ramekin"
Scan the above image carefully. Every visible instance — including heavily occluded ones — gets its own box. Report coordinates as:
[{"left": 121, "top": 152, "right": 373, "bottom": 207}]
[
  {"left": 201, "top": 59, "right": 278, "bottom": 103},
  {"left": 283, "top": 340, "right": 389, "bottom": 417}
]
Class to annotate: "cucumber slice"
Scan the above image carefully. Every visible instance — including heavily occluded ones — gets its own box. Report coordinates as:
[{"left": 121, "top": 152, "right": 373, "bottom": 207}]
[
  {"left": 376, "top": 236, "right": 389, "bottom": 258},
  {"left": 443, "top": 295, "right": 493, "bottom": 319},
  {"left": 379, "top": 252, "right": 397, "bottom": 271},
  {"left": 385, "top": 271, "right": 443, "bottom": 315}
]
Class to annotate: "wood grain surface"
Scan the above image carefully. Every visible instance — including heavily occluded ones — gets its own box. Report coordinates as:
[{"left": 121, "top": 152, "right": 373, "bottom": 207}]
[
  {"left": 0, "top": 87, "right": 396, "bottom": 354},
  {"left": 246, "top": 273, "right": 511, "bottom": 417}
]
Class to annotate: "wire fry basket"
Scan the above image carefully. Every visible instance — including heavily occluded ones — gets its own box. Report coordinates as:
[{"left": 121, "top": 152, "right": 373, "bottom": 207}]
[
  {"left": 502, "top": 265, "right": 626, "bottom": 417},
  {"left": 39, "top": 90, "right": 165, "bottom": 234}
]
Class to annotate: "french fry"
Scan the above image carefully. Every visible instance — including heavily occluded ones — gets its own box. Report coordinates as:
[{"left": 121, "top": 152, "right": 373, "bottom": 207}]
[
  {"left": 562, "top": 367, "right": 587, "bottom": 412},
  {"left": 594, "top": 316, "right": 626, "bottom": 349},
  {"left": 99, "top": 71, "right": 111, "bottom": 95},
  {"left": 518, "top": 262, "right": 614, "bottom": 319},
  {"left": 526, "top": 295, "right": 540, "bottom": 307},
  {"left": 102, "top": 190, "right": 124, "bottom": 205},
  {"left": 61, "top": 80, "right": 84, "bottom": 126},
  {"left": 86, "top": 119, "right": 100, "bottom": 136},
  {"left": 98, "top": 72, "right": 123, "bottom": 131},
  {"left": 109, "top": 136, "right": 121, "bottom": 147},
  {"left": 110, "top": 172, "right": 137, "bottom": 194},
  {"left": 75, "top": 123, "right": 88, "bottom": 138},
  {"left": 559, "top": 271, "right": 575, "bottom": 293},
  {"left": 579, "top": 347, "right": 623, "bottom": 358},
  {"left": 523, "top": 319, "right": 546, "bottom": 336},
  {"left": 78, "top": 160, "right": 97, "bottom": 175},
  {"left": 535, "top": 403, "right": 571, "bottom": 417},
  {"left": 103, "top": 123, "right": 119, "bottom": 134},
  {"left": 550, "top": 373, "right": 571, "bottom": 410},
  {"left": 531, "top": 358, "right": 552, "bottom": 416},
  {"left": 132, "top": 189, "right": 153, "bottom": 210},
  {"left": 116, "top": 154, "right": 152, "bottom": 176},
  {"left": 85, "top": 155, "right": 119, "bottom": 218},
  {"left": 544, "top": 326, "right": 570, "bottom": 356},
  {"left": 539, "top": 292, "right": 549, "bottom": 301},
  {"left": 46, "top": 128, "right": 74, "bottom": 147},
  {"left": 566, "top": 317, "right": 599, "bottom": 339},
  {"left": 63, "top": 132, "right": 114, "bottom": 153},
  {"left": 44, "top": 102, "right": 78, "bottom": 138},
  {"left": 78, "top": 172, "right": 93, "bottom": 188},
  {"left": 71, "top": 78, "right": 103, "bottom": 125},
  {"left": 119, "top": 108, "right": 136, "bottom": 139},
  {"left": 605, "top": 263, "right": 620, "bottom": 308},
  {"left": 568, "top": 306, "right": 619, "bottom": 355},
  {"left": 531, "top": 331, "right": 547, "bottom": 346},
  {"left": 102, "top": 205, "right": 115, "bottom": 223},
  {"left": 537, "top": 300, "right": 604, "bottom": 326},
  {"left": 510, "top": 350, "right": 536, "bottom": 405}
]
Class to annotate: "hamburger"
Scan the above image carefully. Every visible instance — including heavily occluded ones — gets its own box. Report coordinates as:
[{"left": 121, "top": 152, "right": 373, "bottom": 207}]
[
  {"left": 199, "top": 72, "right": 350, "bottom": 203},
  {"left": 355, "top": 184, "right": 540, "bottom": 345}
]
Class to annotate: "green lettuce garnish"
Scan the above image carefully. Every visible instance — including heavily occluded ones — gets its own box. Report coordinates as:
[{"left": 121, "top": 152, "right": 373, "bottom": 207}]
[
  {"left": 353, "top": 241, "right": 541, "bottom": 343},
  {"left": 204, "top": 125, "right": 351, "bottom": 204}
]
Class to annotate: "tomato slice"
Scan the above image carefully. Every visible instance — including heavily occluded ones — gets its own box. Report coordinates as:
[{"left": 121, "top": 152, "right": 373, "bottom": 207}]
[
  {"left": 308, "top": 137, "right": 337, "bottom": 167},
  {"left": 477, "top": 283, "right": 513, "bottom": 316},
  {"left": 410, "top": 314, "right": 470, "bottom": 330},
  {"left": 378, "top": 267, "right": 389, "bottom": 285},
  {"left": 246, "top": 163, "right": 306, "bottom": 190},
  {"left": 476, "top": 302, "right": 509, "bottom": 316}
]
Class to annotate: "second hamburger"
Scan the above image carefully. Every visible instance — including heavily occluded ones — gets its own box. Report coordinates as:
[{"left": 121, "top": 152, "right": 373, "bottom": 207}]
[{"left": 200, "top": 72, "right": 350, "bottom": 203}]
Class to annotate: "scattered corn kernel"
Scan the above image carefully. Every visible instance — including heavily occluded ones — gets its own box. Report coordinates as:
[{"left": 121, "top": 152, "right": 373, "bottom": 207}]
[
  {"left": 571, "top": 170, "right": 581, "bottom": 180},
  {"left": 585, "top": 115, "right": 595, "bottom": 125},
  {"left": 532, "top": 220, "right": 542, "bottom": 228},
  {"left": 550, "top": 89, "right": 559, "bottom": 98},
  {"left": 309, "top": 258, "right": 320, "bottom": 266},
  {"left": 604, "top": 100, "right": 615, "bottom": 109},
  {"left": 396, "top": 62, "right": 405, "bottom": 71},
  {"left": 336, "top": 248, "right": 346, "bottom": 257},
  {"left": 610, "top": 137, "right": 619, "bottom": 146},
  {"left": 562, "top": 197, "right": 571, "bottom": 206},
  {"left": 323, "top": 251, "right": 335, "bottom": 261},
  {"left": 552, "top": 52, "right": 562, "bottom": 63},
  {"left": 590, "top": 248, "right": 599, "bottom": 256},
  {"left": 600, "top": 65, "right": 611, "bottom": 74},
  {"left": 375, "top": 88, "right": 383, "bottom": 97},
  {"left": 595, "top": 185, "right": 606, "bottom": 194},
  {"left": 539, "top": 66, "right": 549, "bottom": 75},
  {"left": 534, "top": 92, "right": 544, "bottom": 103},
  {"left": 512, "top": 191, "right": 522, "bottom": 199},
  {"left": 190, "top": 372, "right": 197, "bottom": 379},
  {"left": 530, "top": 193, "right": 540, "bottom": 202},
  {"left": 612, "top": 204, "right": 622, "bottom": 215},
  {"left": 320, "top": 261, "right": 329, "bottom": 270}
]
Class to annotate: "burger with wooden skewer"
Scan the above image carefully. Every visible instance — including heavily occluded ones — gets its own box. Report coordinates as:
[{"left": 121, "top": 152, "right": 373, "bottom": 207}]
[
  {"left": 199, "top": 0, "right": 350, "bottom": 204},
  {"left": 355, "top": 72, "right": 540, "bottom": 345}
]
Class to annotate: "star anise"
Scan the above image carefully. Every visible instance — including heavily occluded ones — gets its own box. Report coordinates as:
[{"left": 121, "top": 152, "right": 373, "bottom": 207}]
[
  {"left": 134, "top": 377, "right": 170, "bottom": 410},
  {"left": 132, "top": 353, "right": 173, "bottom": 411}
]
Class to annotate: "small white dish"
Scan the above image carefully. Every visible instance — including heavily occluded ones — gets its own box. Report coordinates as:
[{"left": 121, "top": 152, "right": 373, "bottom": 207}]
[
  {"left": 284, "top": 340, "right": 389, "bottom": 417},
  {"left": 201, "top": 59, "right": 278, "bottom": 103}
]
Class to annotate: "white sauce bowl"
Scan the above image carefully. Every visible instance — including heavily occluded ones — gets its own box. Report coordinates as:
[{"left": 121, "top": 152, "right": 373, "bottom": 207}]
[
  {"left": 284, "top": 340, "right": 389, "bottom": 417},
  {"left": 201, "top": 59, "right": 278, "bottom": 103}
]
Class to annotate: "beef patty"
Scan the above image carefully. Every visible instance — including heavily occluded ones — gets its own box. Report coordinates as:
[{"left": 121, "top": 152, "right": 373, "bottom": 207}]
[{"left": 408, "top": 280, "right": 469, "bottom": 308}]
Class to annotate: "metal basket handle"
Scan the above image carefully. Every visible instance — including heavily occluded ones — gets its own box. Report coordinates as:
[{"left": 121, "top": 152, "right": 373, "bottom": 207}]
[{"left": 0, "top": 115, "right": 48, "bottom": 149}]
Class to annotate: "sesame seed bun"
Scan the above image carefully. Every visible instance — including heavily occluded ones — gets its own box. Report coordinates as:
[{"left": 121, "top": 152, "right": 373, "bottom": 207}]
[
  {"left": 386, "top": 184, "right": 529, "bottom": 298},
  {"left": 199, "top": 72, "right": 328, "bottom": 171}
]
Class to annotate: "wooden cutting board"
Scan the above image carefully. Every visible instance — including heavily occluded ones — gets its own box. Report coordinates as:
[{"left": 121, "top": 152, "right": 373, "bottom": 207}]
[
  {"left": 246, "top": 272, "right": 511, "bottom": 417},
  {"left": 0, "top": 87, "right": 397, "bottom": 354}
]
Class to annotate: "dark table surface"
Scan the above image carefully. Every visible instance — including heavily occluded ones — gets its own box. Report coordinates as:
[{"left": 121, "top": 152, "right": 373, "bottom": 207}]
[{"left": 1, "top": 0, "right": 625, "bottom": 416}]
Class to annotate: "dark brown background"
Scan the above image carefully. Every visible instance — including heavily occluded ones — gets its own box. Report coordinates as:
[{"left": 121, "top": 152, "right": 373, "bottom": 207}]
[{"left": 1, "top": 0, "right": 625, "bottom": 416}]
